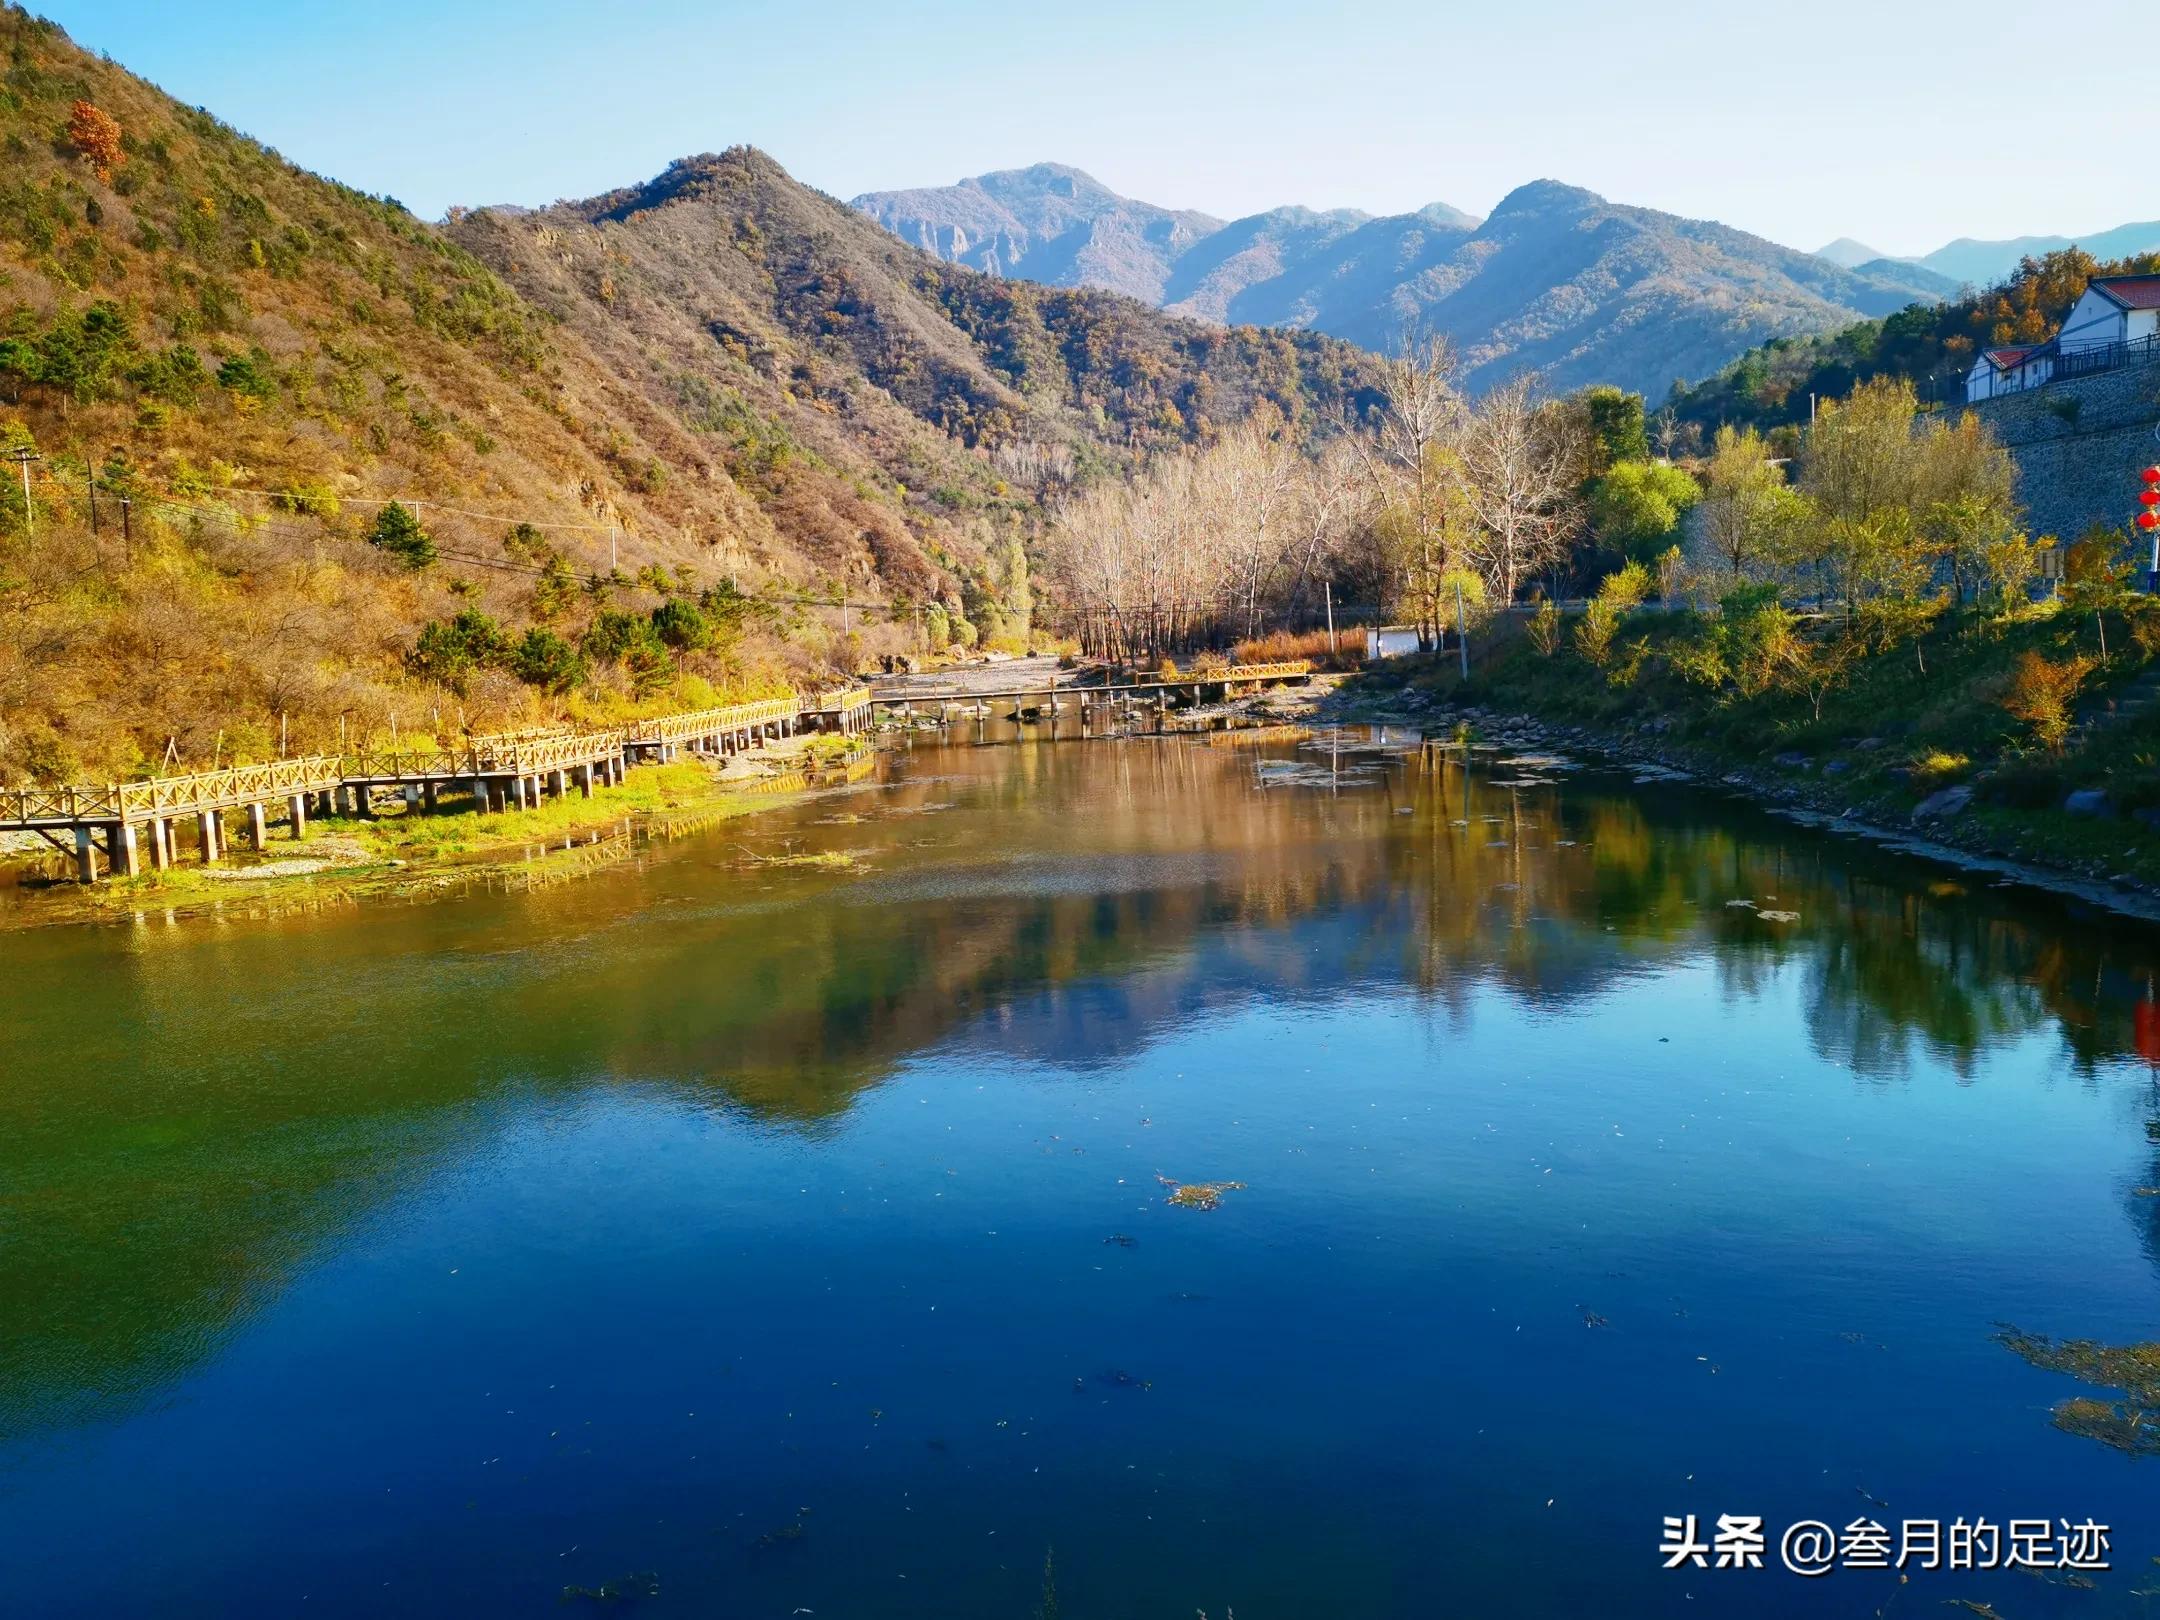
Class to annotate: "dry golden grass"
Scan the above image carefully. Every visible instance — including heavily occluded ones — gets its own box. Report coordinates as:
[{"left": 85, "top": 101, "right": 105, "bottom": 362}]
[{"left": 1231, "top": 627, "right": 1366, "bottom": 670}]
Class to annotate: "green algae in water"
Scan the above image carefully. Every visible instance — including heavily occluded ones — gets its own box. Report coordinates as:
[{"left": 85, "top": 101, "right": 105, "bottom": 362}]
[
  {"left": 1996, "top": 1327, "right": 2160, "bottom": 1456},
  {"left": 1158, "top": 1175, "right": 1245, "bottom": 1211}
]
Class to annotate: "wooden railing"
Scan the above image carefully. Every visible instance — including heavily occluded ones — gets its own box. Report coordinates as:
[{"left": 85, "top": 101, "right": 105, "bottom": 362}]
[
  {"left": 0, "top": 690, "right": 826, "bottom": 831},
  {"left": 1208, "top": 660, "right": 1312, "bottom": 681},
  {"left": 630, "top": 695, "right": 798, "bottom": 747},
  {"left": 0, "top": 755, "right": 349, "bottom": 827},
  {"left": 873, "top": 661, "right": 1315, "bottom": 704}
]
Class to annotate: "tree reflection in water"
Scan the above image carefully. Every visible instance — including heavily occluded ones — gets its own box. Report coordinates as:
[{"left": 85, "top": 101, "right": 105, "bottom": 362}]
[{"left": 3, "top": 731, "right": 2156, "bottom": 1436}]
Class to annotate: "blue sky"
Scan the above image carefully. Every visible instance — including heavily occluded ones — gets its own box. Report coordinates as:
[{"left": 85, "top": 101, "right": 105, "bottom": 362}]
[{"left": 39, "top": 0, "right": 2145, "bottom": 256}]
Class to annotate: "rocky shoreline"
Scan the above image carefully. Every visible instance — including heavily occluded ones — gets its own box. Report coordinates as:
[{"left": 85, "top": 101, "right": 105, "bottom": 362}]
[{"left": 1321, "top": 682, "right": 2160, "bottom": 927}]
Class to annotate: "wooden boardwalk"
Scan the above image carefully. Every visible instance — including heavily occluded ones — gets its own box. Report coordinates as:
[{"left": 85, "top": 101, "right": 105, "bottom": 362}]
[
  {"left": 1, "top": 686, "right": 873, "bottom": 883},
  {"left": 867, "top": 660, "right": 1314, "bottom": 723}
]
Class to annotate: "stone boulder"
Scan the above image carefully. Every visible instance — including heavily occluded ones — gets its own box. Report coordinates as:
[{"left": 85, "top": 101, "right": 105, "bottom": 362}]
[
  {"left": 1912, "top": 785, "right": 1973, "bottom": 821},
  {"left": 2063, "top": 788, "right": 2113, "bottom": 817}
]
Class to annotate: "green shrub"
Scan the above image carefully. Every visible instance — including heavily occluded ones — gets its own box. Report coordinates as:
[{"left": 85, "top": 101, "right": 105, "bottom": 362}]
[
  {"left": 214, "top": 348, "right": 276, "bottom": 400},
  {"left": 1574, "top": 561, "right": 1651, "bottom": 666},
  {"left": 409, "top": 609, "right": 504, "bottom": 691},
  {"left": 368, "top": 500, "right": 435, "bottom": 569},
  {"left": 650, "top": 597, "right": 710, "bottom": 651},
  {"left": 509, "top": 628, "right": 586, "bottom": 694}
]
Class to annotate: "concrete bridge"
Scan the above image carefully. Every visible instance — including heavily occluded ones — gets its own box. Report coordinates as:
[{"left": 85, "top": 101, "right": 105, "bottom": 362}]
[{"left": 1, "top": 687, "right": 873, "bottom": 883}]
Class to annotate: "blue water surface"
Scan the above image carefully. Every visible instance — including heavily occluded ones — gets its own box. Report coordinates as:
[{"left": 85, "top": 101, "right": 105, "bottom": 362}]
[{"left": 2, "top": 733, "right": 2158, "bottom": 1617}]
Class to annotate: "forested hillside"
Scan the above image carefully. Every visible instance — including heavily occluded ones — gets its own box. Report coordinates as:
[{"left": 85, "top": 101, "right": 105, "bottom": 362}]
[
  {"left": 0, "top": 11, "right": 1377, "bottom": 783},
  {"left": 448, "top": 148, "right": 1380, "bottom": 607},
  {"left": 1668, "top": 248, "right": 2160, "bottom": 438}
]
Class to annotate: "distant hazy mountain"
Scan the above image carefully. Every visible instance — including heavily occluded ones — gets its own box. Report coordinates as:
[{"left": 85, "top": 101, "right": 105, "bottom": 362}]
[
  {"left": 852, "top": 163, "right": 1223, "bottom": 305},
  {"left": 856, "top": 167, "right": 1953, "bottom": 396},
  {"left": 1915, "top": 221, "right": 2160, "bottom": 287},
  {"left": 1814, "top": 236, "right": 1889, "bottom": 269}
]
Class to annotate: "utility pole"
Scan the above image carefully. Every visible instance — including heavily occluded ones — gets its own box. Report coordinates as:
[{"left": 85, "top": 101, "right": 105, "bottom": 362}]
[
  {"left": 1455, "top": 577, "right": 1469, "bottom": 680},
  {"left": 86, "top": 468, "right": 96, "bottom": 537},
  {"left": 7, "top": 446, "right": 38, "bottom": 535},
  {"left": 1324, "top": 579, "right": 1335, "bottom": 650},
  {"left": 120, "top": 496, "right": 132, "bottom": 563}
]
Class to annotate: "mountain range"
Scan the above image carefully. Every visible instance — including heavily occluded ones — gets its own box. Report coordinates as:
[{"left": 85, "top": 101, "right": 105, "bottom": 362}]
[
  {"left": 1814, "top": 221, "right": 2160, "bottom": 287},
  {"left": 0, "top": 12, "right": 1377, "bottom": 779},
  {"left": 853, "top": 164, "right": 1958, "bottom": 397}
]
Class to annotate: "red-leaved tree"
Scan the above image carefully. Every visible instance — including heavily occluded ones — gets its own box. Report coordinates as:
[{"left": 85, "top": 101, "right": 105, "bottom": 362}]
[{"left": 66, "top": 100, "right": 123, "bottom": 182}]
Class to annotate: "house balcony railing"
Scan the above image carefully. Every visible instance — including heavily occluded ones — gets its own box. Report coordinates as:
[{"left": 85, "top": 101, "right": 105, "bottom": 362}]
[{"left": 2050, "top": 332, "right": 2160, "bottom": 382}]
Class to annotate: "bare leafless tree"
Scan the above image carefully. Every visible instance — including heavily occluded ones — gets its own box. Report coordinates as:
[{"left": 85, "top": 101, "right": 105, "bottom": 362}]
[
  {"left": 1340, "top": 328, "right": 1470, "bottom": 648},
  {"left": 1455, "top": 376, "right": 1586, "bottom": 605}
]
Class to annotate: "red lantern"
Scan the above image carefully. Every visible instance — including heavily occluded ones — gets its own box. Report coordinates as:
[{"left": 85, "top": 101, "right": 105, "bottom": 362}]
[
  {"left": 2140, "top": 511, "right": 2160, "bottom": 532},
  {"left": 2142, "top": 490, "right": 2160, "bottom": 507},
  {"left": 2145, "top": 466, "right": 2160, "bottom": 483}
]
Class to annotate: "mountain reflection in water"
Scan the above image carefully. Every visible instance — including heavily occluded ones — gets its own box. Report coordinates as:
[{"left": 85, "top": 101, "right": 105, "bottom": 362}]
[{"left": 3, "top": 731, "right": 2158, "bottom": 1618}]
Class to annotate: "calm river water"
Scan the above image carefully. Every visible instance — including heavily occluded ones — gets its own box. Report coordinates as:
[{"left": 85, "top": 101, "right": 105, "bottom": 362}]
[{"left": 4, "top": 730, "right": 2160, "bottom": 1617}]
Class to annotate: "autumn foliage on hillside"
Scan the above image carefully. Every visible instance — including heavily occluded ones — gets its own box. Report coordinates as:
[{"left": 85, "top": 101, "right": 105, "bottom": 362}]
[
  {"left": 0, "top": 13, "right": 1375, "bottom": 785},
  {"left": 63, "top": 98, "right": 120, "bottom": 180},
  {"left": 1670, "top": 247, "right": 2160, "bottom": 437}
]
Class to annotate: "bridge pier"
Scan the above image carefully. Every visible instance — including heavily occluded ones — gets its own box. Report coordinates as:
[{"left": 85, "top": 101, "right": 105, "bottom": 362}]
[
  {"left": 147, "top": 816, "right": 171, "bottom": 869},
  {"left": 288, "top": 795, "right": 308, "bottom": 839},
  {"left": 196, "top": 808, "right": 221, "bottom": 864},
  {"left": 549, "top": 768, "right": 567, "bottom": 799},
  {"left": 423, "top": 781, "right": 438, "bottom": 813},
  {"left": 248, "top": 801, "right": 268, "bottom": 849},
  {"left": 73, "top": 825, "right": 98, "bottom": 884},
  {"left": 577, "top": 763, "right": 594, "bottom": 798}
]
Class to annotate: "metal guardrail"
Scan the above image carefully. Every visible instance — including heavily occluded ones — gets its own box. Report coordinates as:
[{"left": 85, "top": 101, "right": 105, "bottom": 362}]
[{"left": 2053, "top": 333, "right": 2160, "bottom": 382}]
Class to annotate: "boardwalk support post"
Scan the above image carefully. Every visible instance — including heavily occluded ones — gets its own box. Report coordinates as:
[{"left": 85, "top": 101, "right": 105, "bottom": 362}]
[
  {"left": 73, "top": 825, "right": 98, "bottom": 884},
  {"left": 113, "top": 821, "right": 140, "bottom": 878},
  {"left": 248, "top": 802, "right": 268, "bottom": 849},
  {"left": 287, "top": 795, "right": 307, "bottom": 840},
  {"left": 196, "top": 809, "right": 220, "bottom": 865}
]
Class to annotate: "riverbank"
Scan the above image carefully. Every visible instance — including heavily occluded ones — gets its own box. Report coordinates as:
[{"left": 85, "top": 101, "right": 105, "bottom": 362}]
[
  {"left": 0, "top": 734, "right": 876, "bottom": 929},
  {"left": 1334, "top": 615, "right": 2160, "bottom": 923}
]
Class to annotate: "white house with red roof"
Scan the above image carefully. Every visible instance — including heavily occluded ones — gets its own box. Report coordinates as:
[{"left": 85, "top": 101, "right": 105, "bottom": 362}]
[
  {"left": 1966, "top": 343, "right": 2046, "bottom": 401},
  {"left": 1963, "top": 274, "right": 2160, "bottom": 403},
  {"left": 2058, "top": 274, "right": 2160, "bottom": 353}
]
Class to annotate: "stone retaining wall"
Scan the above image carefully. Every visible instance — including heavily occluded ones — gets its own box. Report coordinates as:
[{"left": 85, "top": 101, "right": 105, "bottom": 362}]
[{"left": 1956, "top": 358, "right": 2160, "bottom": 544}]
